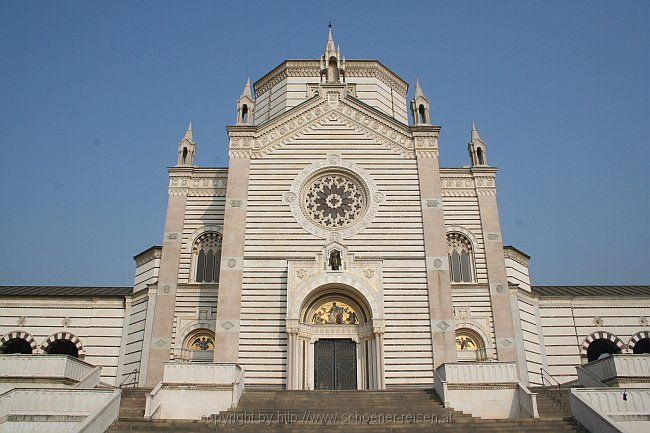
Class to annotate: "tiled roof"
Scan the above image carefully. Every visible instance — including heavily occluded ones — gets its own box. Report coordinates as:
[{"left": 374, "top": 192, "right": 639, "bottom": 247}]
[
  {"left": 532, "top": 285, "right": 650, "bottom": 297},
  {"left": 0, "top": 286, "right": 132, "bottom": 297}
]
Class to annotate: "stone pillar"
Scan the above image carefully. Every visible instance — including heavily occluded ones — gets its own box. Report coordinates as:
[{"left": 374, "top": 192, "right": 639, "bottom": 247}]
[
  {"left": 413, "top": 127, "right": 458, "bottom": 368},
  {"left": 473, "top": 167, "right": 527, "bottom": 380},
  {"left": 144, "top": 168, "right": 190, "bottom": 385},
  {"left": 373, "top": 331, "right": 386, "bottom": 389},
  {"left": 286, "top": 330, "right": 296, "bottom": 389},
  {"left": 213, "top": 129, "right": 252, "bottom": 363}
]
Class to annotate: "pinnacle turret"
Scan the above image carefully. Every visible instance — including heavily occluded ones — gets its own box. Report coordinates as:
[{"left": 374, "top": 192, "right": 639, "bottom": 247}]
[
  {"left": 236, "top": 78, "right": 255, "bottom": 125},
  {"left": 177, "top": 121, "right": 196, "bottom": 166},
  {"left": 410, "top": 77, "right": 430, "bottom": 125},
  {"left": 468, "top": 122, "right": 488, "bottom": 166}
]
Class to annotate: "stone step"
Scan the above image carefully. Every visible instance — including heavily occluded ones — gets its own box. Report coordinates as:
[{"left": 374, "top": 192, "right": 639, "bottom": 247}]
[{"left": 107, "top": 389, "right": 585, "bottom": 433}]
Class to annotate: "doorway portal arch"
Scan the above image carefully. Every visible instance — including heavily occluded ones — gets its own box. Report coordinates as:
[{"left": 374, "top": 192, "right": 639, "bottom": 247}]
[{"left": 286, "top": 273, "right": 385, "bottom": 390}]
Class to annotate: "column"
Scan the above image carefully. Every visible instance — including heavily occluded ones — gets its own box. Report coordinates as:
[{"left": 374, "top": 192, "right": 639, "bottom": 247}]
[
  {"left": 213, "top": 140, "right": 251, "bottom": 363},
  {"left": 144, "top": 169, "right": 189, "bottom": 386},
  {"left": 473, "top": 167, "right": 527, "bottom": 379},
  {"left": 413, "top": 128, "right": 458, "bottom": 368}
]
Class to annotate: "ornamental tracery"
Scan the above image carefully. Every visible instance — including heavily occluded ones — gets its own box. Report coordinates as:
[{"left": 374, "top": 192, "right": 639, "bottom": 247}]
[
  {"left": 285, "top": 155, "right": 384, "bottom": 239},
  {"left": 303, "top": 173, "right": 366, "bottom": 229},
  {"left": 447, "top": 232, "right": 475, "bottom": 283}
]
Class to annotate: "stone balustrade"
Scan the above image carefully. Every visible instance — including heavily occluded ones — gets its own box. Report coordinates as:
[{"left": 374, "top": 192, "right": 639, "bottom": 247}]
[
  {"left": 580, "top": 354, "right": 650, "bottom": 387},
  {"left": 162, "top": 362, "right": 243, "bottom": 384},
  {"left": 434, "top": 362, "right": 537, "bottom": 419},
  {"left": 0, "top": 355, "right": 98, "bottom": 393},
  {"left": 0, "top": 388, "right": 121, "bottom": 433},
  {"left": 436, "top": 361, "right": 519, "bottom": 384},
  {"left": 570, "top": 388, "right": 650, "bottom": 433},
  {"left": 145, "top": 362, "right": 245, "bottom": 420}
]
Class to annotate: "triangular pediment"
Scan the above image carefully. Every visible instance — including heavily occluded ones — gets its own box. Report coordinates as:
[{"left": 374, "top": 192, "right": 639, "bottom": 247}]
[{"left": 240, "top": 90, "right": 415, "bottom": 158}]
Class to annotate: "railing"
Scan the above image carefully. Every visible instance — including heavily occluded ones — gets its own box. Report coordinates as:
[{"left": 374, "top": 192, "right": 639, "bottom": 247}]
[
  {"left": 144, "top": 382, "right": 163, "bottom": 419},
  {"left": 576, "top": 364, "right": 606, "bottom": 388},
  {"left": 119, "top": 368, "right": 139, "bottom": 388},
  {"left": 77, "top": 389, "right": 121, "bottom": 433},
  {"left": 540, "top": 367, "right": 563, "bottom": 401},
  {"left": 75, "top": 366, "right": 102, "bottom": 389},
  {"left": 517, "top": 384, "right": 539, "bottom": 418}
]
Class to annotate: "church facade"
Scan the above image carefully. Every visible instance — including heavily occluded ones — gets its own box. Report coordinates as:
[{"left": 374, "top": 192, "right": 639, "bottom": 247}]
[{"left": 1, "top": 28, "right": 648, "bottom": 415}]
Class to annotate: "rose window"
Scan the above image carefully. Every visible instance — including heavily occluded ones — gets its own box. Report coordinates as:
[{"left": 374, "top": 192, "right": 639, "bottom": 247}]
[{"left": 303, "top": 173, "right": 366, "bottom": 229}]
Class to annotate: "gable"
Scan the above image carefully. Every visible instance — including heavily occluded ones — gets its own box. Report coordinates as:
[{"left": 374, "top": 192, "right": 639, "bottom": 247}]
[{"left": 229, "top": 88, "right": 416, "bottom": 159}]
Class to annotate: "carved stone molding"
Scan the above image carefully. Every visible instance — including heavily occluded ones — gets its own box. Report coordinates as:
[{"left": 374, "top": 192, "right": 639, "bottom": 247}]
[
  {"left": 253, "top": 60, "right": 408, "bottom": 98},
  {"left": 228, "top": 93, "right": 416, "bottom": 159},
  {"left": 168, "top": 172, "right": 228, "bottom": 197}
]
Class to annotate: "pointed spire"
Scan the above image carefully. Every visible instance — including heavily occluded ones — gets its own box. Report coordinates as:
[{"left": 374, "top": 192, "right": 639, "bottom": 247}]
[
  {"left": 414, "top": 77, "right": 425, "bottom": 99},
  {"left": 241, "top": 78, "right": 252, "bottom": 100},
  {"left": 471, "top": 121, "right": 481, "bottom": 142},
  {"left": 326, "top": 22, "right": 336, "bottom": 53},
  {"left": 183, "top": 121, "right": 193, "bottom": 142}
]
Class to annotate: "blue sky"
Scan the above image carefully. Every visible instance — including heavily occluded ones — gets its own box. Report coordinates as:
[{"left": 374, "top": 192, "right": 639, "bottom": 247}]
[{"left": 0, "top": 1, "right": 648, "bottom": 286}]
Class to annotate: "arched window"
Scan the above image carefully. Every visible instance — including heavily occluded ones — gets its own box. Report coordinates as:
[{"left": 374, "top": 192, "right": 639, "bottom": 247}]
[
  {"left": 587, "top": 338, "right": 621, "bottom": 362},
  {"left": 193, "top": 232, "right": 222, "bottom": 283},
  {"left": 182, "top": 147, "right": 188, "bottom": 164},
  {"left": 455, "top": 328, "right": 487, "bottom": 361},
  {"left": 447, "top": 232, "right": 475, "bottom": 283},
  {"left": 182, "top": 328, "right": 215, "bottom": 362},
  {"left": 327, "top": 56, "right": 339, "bottom": 82},
  {"left": 241, "top": 104, "right": 248, "bottom": 123},
  {"left": 418, "top": 104, "right": 427, "bottom": 124},
  {"left": 477, "top": 148, "right": 484, "bottom": 165}
]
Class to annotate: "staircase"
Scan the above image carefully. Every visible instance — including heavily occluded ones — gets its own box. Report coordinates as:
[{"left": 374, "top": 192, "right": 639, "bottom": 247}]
[
  {"left": 531, "top": 386, "right": 573, "bottom": 418},
  {"left": 108, "top": 388, "right": 586, "bottom": 432},
  {"left": 117, "top": 387, "right": 151, "bottom": 419}
]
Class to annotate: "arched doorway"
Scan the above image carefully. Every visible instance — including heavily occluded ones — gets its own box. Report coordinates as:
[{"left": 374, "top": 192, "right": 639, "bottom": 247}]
[
  {"left": 287, "top": 283, "right": 385, "bottom": 390},
  {"left": 306, "top": 295, "right": 366, "bottom": 390},
  {"left": 587, "top": 339, "right": 621, "bottom": 362},
  {"left": 632, "top": 339, "right": 650, "bottom": 354},
  {"left": 40, "top": 332, "right": 85, "bottom": 359},
  {"left": 629, "top": 332, "right": 650, "bottom": 355},
  {"left": 0, "top": 331, "right": 37, "bottom": 354},
  {"left": 0, "top": 338, "right": 33, "bottom": 354},
  {"left": 44, "top": 339, "right": 79, "bottom": 357}
]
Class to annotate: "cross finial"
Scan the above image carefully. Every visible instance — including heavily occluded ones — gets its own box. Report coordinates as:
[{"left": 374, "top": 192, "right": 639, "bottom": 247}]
[{"left": 328, "top": 21, "right": 332, "bottom": 29}]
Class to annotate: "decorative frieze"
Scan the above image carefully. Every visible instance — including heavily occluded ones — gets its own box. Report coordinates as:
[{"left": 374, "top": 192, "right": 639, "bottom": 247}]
[
  {"left": 253, "top": 60, "right": 408, "bottom": 98},
  {"left": 168, "top": 171, "right": 228, "bottom": 197}
]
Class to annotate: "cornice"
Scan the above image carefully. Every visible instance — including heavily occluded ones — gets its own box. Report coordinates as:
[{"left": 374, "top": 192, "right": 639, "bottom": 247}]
[
  {"left": 134, "top": 246, "right": 162, "bottom": 267},
  {"left": 539, "top": 298, "right": 650, "bottom": 308},
  {"left": 0, "top": 298, "right": 126, "bottom": 309},
  {"left": 253, "top": 59, "right": 409, "bottom": 99},
  {"left": 504, "top": 248, "right": 530, "bottom": 267},
  {"left": 168, "top": 170, "right": 229, "bottom": 197}
]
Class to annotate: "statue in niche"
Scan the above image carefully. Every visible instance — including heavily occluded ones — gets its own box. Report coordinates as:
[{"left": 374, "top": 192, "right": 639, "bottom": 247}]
[{"left": 329, "top": 249, "right": 342, "bottom": 271}]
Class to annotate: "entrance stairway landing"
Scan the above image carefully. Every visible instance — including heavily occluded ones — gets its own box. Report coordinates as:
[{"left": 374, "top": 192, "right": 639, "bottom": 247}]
[{"left": 108, "top": 388, "right": 586, "bottom": 432}]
